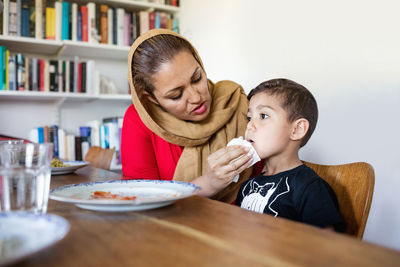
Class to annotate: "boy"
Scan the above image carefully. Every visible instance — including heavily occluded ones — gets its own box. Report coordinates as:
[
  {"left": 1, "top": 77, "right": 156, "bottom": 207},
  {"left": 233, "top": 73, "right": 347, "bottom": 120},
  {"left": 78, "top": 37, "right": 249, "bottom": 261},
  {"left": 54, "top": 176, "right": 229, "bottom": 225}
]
[{"left": 235, "top": 78, "right": 344, "bottom": 230}]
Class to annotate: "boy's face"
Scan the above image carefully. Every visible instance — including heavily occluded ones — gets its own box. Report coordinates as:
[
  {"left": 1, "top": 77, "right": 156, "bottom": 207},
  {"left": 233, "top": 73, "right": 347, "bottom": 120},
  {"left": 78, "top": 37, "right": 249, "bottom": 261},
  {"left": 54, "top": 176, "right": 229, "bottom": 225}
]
[{"left": 245, "top": 92, "right": 294, "bottom": 160}]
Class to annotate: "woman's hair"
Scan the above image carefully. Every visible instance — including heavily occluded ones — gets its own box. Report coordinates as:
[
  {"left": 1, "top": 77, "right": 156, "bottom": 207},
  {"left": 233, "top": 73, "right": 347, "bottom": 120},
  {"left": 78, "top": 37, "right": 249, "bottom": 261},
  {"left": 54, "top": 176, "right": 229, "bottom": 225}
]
[
  {"left": 131, "top": 34, "right": 201, "bottom": 97},
  {"left": 248, "top": 78, "right": 318, "bottom": 147}
]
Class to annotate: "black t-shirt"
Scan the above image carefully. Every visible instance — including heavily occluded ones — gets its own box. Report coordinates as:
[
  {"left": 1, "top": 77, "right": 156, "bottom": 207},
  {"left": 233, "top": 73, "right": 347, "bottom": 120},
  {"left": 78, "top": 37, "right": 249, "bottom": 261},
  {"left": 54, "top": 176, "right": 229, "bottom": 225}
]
[{"left": 235, "top": 164, "right": 344, "bottom": 230}]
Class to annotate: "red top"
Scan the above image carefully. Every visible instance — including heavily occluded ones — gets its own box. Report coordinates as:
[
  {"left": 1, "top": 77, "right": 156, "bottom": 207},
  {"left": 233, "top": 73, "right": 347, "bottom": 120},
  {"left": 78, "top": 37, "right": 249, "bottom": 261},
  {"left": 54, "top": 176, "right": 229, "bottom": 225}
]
[{"left": 121, "top": 105, "right": 183, "bottom": 180}]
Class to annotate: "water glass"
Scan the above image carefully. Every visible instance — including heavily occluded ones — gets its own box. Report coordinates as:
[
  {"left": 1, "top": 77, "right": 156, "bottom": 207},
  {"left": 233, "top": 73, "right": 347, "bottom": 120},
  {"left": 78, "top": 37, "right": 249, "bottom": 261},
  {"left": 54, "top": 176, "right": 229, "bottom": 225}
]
[{"left": 0, "top": 143, "right": 53, "bottom": 214}]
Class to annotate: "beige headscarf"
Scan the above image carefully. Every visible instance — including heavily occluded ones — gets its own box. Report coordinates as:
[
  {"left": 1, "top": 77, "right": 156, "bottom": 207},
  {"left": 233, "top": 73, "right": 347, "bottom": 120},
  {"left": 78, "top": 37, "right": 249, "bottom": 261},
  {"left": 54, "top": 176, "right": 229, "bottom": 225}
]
[{"left": 128, "top": 29, "right": 253, "bottom": 203}]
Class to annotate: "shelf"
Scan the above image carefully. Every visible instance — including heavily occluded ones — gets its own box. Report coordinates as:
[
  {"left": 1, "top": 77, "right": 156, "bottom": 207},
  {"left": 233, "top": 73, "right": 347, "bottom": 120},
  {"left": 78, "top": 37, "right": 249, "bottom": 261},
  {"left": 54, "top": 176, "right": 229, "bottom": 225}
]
[
  {"left": 0, "top": 90, "right": 131, "bottom": 102},
  {"left": 61, "top": 40, "right": 130, "bottom": 60},
  {"left": 0, "top": 36, "right": 130, "bottom": 60},
  {"left": 0, "top": 36, "right": 63, "bottom": 56},
  {"left": 101, "top": 0, "right": 180, "bottom": 13}
]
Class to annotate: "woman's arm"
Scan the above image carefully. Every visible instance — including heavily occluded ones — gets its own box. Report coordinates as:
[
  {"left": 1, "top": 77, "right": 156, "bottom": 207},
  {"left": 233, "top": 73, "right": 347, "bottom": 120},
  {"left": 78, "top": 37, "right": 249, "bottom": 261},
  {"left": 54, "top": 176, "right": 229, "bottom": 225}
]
[{"left": 192, "top": 145, "right": 253, "bottom": 197}]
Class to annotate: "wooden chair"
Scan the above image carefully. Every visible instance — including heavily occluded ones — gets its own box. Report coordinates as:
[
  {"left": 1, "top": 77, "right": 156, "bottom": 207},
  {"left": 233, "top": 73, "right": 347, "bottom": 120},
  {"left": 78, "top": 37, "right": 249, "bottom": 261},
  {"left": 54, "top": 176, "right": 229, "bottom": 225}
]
[
  {"left": 303, "top": 161, "right": 375, "bottom": 239},
  {"left": 84, "top": 146, "right": 116, "bottom": 170}
]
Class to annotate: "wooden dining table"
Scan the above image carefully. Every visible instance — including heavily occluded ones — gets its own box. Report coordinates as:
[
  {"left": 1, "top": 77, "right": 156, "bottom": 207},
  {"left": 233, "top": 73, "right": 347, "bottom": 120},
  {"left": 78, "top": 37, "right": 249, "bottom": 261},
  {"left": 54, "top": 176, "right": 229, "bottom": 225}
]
[{"left": 13, "top": 166, "right": 400, "bottom": 267}]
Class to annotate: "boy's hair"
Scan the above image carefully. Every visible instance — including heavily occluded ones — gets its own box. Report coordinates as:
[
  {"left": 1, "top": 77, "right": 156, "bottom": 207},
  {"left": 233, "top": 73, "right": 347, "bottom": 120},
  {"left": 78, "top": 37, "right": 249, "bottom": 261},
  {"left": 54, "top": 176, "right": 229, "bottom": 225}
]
[{"left": 248, "top": 78, "right": 318, "bottom": 147}]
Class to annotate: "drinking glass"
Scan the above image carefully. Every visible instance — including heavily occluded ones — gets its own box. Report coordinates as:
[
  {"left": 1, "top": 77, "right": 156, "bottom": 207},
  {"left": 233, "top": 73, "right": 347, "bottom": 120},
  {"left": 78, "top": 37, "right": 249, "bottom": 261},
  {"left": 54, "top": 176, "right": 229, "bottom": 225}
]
[{"left": 0, "top": 143, "right": 53, "bottom": 214}]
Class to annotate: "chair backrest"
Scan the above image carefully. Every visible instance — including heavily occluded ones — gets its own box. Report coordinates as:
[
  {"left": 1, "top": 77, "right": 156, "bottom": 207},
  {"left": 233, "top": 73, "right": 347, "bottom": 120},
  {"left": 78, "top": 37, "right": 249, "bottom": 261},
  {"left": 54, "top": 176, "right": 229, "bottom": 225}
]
[
  {"left": 303, "top": 161, "right": 374, "bottom": 239},
  {"left": 84, "top": 146, "right": 116, "bottom": 170}
]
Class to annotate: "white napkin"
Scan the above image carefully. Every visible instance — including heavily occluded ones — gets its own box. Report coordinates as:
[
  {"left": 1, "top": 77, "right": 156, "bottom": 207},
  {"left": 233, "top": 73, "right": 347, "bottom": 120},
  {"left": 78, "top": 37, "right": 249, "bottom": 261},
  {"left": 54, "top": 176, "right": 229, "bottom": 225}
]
[{"left": 227, "top": 136, "right": 261, "bottom": 182}]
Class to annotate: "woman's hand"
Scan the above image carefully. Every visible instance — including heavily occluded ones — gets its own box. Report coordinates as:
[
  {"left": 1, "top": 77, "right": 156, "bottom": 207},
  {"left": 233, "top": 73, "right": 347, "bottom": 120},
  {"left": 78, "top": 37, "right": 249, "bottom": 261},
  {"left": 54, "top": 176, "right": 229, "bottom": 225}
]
[{"left": 193, "top": 145, "right": 253, "bottom": 197}]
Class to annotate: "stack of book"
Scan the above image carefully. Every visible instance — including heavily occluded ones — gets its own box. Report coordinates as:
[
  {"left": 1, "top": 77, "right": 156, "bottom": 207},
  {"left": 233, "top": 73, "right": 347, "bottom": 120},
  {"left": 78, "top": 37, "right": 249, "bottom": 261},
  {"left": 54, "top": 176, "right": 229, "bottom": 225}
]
[
  {"left": 0, "top": 47, "right": 98, "bottom": 93},
  {"left": 1, "top": 0, "right": 179, "bottom": 45},
  {"left": 29, "top": 116, "right": 123, "bottom": 167}
]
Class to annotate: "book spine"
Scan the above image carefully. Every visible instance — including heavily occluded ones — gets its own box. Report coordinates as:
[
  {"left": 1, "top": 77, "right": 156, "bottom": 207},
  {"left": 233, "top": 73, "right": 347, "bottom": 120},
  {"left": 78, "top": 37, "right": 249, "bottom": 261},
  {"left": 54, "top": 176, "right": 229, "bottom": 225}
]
[
  {"left": 81, "top": 61, "right": 86, "bottom": 93},
  {"left": 87, "top": 2, "right": 95, "bottom": 43},
  {"left": 35, "top": 0, "right": 42, "bottom": 38},
  {"left": 39, "top": 59, "right": 44, "bottom": 91},
  {"left": 100, "top": 4, "right": 108, "bottom": 44},
  {"left": 21, "top": 0, "right": 30, "bottom": 36},
  {"left": 8, "top": 55, "right": 16, "bottom": 90},
  {"left": 53, "top": 125, "right": 59, "bottom": 158},
  {"left": 0, "top": 47, "right": 4, "bottom": 90},
  {"left": 116, "top": 8, "right": 124, "bottom": 46},
  {"left": 44, "top": 59, "right": 49, "bottom": 92},
  {"left": 124, "top": 13, "right": 131, "bottom": 46},
  {"left": 5, "top": 49, "right": 9, "bottom": 90},
  {"left": 3, "top": 0, "right": 9, "bottom": 36},
  {"left": 58, "top": 60, "right": 63, "bottom": 92},
  {"left": 71, "top": 3, "right": 78, "bottom": 41},
  {"left": 55, "top": 1, "right": 62, "bottom": 41},
  {"left": 61, "top": 1, "right": 70, "bottom": 40},
  {"left": 107, "top": 8, "right": 113, "bottom": 45},
  {"left": 58, "top": 128, "right": 66, "bottom": 160},
  {"left": 8, "top": 1, "right": 17, "bottom": 36},
  {"left": 16, "top": 0, "right": 21, "bottom": 36},
  {"left": 81, "top": 6, "right": 88, "bottom": 42}
]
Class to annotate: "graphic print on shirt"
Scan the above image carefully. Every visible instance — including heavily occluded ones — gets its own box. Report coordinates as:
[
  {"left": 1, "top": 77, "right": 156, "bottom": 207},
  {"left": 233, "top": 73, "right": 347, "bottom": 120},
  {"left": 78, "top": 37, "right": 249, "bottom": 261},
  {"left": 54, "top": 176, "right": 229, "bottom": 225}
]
[{"left": 240, "top": 177, "right": 290, "bottom": 216}]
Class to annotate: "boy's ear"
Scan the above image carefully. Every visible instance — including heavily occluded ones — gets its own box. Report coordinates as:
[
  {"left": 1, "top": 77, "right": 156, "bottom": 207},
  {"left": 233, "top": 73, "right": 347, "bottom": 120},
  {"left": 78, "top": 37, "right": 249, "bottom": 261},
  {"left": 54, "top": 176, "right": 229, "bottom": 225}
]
[{"left": 290, "top": 118, "right": 309, "bottom": 142}]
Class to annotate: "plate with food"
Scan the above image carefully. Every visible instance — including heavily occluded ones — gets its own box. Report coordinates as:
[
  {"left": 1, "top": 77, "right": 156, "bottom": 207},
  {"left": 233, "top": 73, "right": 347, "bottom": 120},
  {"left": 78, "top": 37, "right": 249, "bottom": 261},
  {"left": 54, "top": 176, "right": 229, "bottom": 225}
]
[
  {"left": 0, "top": 213, "right": 70, "bottom": 266},
  {"left": 51, "top": 159, "right": 89, "bottom": 175},
  {"left": 49, "top": 180, "right": 200, "bottom": 212}
]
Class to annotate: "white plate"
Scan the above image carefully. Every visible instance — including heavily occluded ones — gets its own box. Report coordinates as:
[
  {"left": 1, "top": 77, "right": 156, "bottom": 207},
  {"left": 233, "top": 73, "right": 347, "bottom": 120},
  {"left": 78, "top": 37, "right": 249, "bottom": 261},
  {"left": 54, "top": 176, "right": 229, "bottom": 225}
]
[
  {"left": 51, "top": 161, "right": 89, "bottom": 175},
  {"left": 0, "top": 213, "right": 70, "bottom": 266},
  {"left": 50, "top": 180, "right": 200, "bottom": 212}
]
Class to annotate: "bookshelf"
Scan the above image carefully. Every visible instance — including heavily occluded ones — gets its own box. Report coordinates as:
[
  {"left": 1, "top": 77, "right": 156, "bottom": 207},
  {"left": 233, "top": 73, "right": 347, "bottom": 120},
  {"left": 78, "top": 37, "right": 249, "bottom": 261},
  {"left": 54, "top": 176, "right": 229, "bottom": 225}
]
[{"left": 0, "top": 0, "right": 180, "bottom": 168}]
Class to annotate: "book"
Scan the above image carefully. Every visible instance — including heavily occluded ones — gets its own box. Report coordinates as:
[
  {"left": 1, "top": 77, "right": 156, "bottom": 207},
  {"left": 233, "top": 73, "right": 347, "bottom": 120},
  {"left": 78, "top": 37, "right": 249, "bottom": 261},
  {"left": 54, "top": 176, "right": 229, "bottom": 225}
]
[
  {"left": 29, "top": 3, "right": 35, "bottom": 37},
  {"left": 81, "top": 61, "right": 86, "bottom": 93},
  {"left": 107, "top": 8, "right": 113, "bottom": 45},
  {"left": 100, "top": 4, "right": 108, "bottom": 44},
  {"left": 116, "top": 8, "right": 124, "bottom": 46},
  {"left": 66, "top": 134, "right": 75, "bottom": 161},
  {"left": 21, "top": 0, "right": 30, "bottom": 36},
  {"left": 85, "top": 120, "right": 100, "bottom": 147},
  {"left": 61, "top": 1, "right": 70, "bottom": 40},
  {"left": 81, "top": 5, "right": 88, "bottom": 42},
  {"left": 37, "top": 126, "right": 44, "bottom": 143},
  {"left": 71, "top": 3, "right": 78, "bottom": 41},
  {"left": 3, "top": 0, "right": 9, "bottom": 36},
  {"left": 16, "top": 0, "right": 21, "bottom": 36},
  {"left": 45, "top": 7, "right": 55, "bottom": 40},
  {"left": 124, "top": 13, "right": 131, "bottom": 46},
  {"left": 87, "top": 2, "right": 96, "bottom": 43},
  {"left": 86, "top": 60, "right": 95, "bottom": 94},
  {"left": 0, "top": 46, "right": 5, "bottom": 90},
  {"left": 131, "top": 12, "right": 138, "bottom": 43},
  {"left": 51, "top": 125, "right": 59, "bottom": 158},
  {"left": 55, "top": 1, "right": 62, "bottom": 41},
  {"left": 58, "top": 60, "right": 63, "bottom": 92},
  {"left": 49, "top": 60, "right": 58, "bottom": 92},
  {"left": 8, "top": 1, "right": 17, "bottom": 36},
  {"left": 16, "top": 54, "right": 25, "bottom": 91},
  {"left": 149, "top": 11, "right": 155, "bottom": 30},
  {"left": 139, "top": 11, "right": 149, "bottom": 36},
  {"left": 35, "top": 0, "right": 42, "bottom": 38},
  {"left": 8, "top": 55, "right": 16, "bottom": 90},
  {"left": 75, "top": 136, "right": 82, "bottom": 161},
  {"left": 5, "top": 49, "right": 9, "bottom": 90},
  {"left": 44, "top": 59, "right": 49, "bottom": 92},
  {"left": 58, "top": 128, "right": 66, "bottom": 160},
  {"left": 39, "top": 59, "right": 44, "bottom": 91}
]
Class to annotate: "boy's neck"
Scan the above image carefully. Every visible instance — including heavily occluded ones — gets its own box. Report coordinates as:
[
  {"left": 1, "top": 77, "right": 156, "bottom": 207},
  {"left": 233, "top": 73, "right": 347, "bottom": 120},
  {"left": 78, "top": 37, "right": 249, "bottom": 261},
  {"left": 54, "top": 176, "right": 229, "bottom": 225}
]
[{"left": 261, "top": 152, "right": 302, "bottom": 176}]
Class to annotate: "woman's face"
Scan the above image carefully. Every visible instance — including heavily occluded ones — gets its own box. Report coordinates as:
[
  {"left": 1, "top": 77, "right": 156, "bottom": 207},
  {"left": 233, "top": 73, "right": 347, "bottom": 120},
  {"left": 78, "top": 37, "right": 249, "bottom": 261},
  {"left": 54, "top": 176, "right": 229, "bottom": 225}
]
[{"left": 148, "top": 51, "right": 211, "bottom": 122}]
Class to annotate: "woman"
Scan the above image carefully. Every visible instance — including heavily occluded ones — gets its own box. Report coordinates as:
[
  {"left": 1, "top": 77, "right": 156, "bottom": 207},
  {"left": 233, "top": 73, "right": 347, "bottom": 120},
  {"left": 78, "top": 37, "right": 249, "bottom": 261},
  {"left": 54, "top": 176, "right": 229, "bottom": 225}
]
[{"left": 122, "top": 29, "right": 254, "bottom": 202}]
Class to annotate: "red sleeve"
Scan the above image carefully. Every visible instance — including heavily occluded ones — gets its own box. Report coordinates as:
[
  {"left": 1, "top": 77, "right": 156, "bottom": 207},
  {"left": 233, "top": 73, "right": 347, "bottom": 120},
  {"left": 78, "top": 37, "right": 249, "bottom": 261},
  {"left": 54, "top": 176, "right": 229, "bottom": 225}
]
[{"left": 121, "top": 105, "right": 160, "bottom": 179}]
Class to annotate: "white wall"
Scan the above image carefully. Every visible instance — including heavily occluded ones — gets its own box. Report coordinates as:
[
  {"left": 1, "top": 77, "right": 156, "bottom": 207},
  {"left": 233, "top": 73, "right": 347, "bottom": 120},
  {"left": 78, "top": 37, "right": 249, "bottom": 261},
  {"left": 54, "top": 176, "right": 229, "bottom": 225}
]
[{"left": 181, "top": 0, "right": 400, "bottom": 250}]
